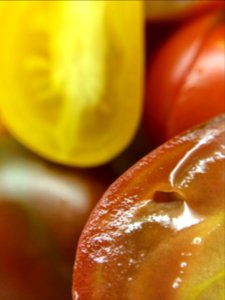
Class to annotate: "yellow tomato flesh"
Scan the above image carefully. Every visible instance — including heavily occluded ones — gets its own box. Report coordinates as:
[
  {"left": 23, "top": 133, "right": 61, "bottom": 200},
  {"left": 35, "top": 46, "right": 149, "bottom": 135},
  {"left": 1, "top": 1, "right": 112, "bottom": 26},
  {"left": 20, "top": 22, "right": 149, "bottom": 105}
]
[{"left": 0, "top": 1, "right": 144, "bottom": 167}]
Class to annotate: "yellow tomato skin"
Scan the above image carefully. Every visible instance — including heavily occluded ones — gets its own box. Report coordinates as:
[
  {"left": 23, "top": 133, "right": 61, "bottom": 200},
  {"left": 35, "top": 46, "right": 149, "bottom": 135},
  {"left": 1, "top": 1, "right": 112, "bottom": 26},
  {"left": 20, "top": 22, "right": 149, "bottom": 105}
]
[{"left": 0, "top": 1, "right": 144, "bottom": 167}]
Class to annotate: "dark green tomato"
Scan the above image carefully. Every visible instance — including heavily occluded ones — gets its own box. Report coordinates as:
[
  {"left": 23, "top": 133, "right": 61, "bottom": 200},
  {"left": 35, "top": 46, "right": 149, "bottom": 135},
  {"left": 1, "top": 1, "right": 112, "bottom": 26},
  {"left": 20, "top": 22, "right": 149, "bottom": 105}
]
[{"left": 0, "top": 135, "right": 107, "bottom": 300}]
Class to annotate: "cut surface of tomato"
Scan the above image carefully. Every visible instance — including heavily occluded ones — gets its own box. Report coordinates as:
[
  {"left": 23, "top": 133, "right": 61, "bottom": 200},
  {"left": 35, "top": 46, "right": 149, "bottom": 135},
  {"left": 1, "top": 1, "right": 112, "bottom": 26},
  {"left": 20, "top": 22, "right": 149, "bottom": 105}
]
[{"left": 0, "top": 1, "right": 144, "bottom": 167}]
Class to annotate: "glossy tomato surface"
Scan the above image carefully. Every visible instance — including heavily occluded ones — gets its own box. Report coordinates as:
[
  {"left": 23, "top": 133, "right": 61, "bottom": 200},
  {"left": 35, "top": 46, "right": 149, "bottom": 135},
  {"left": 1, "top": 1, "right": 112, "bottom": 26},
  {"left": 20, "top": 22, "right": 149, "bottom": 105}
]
[
  {"left": 0, "top": 134, "right": 107, "bottom": 300},
  {"left": 73, "top": 114, "right": 225, "bottom": 300},
  {"left": 145, "top": 12, "right": 225, "bottom": 145}
]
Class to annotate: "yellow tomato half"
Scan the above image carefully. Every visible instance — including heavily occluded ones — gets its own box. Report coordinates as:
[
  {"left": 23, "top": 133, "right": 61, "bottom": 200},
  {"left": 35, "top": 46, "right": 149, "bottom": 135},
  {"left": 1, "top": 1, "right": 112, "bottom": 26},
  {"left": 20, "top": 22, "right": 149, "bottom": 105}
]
[{"left": 0, "top": 0, "right": 144, "bottom": 167}]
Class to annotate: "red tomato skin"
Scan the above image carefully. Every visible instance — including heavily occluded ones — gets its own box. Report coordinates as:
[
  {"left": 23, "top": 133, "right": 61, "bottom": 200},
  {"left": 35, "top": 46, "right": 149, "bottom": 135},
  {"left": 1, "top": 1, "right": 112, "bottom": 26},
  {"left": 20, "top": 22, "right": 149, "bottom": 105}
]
[
  {"left": 73, "top": 114, "right": 225, "bottom": 299},
  {"left": 145, "top": 13, "right": 225, "bottom": 145},
  {"left": 180, "top": 1, "right": 225, "bottom": 22},
  {"left": 167, "top": 23, "right": 225, "bottom": 139},
  {"left": 0, "top": 135, "right": 107, "bottom": 300},
  {"left": 73, "top": 116, "right": 225, "bottom": 300}
]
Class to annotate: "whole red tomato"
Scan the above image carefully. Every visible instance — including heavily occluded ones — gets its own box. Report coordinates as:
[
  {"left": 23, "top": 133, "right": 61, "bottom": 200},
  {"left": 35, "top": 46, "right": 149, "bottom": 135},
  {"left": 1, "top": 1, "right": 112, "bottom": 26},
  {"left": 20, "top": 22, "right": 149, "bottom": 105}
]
[
  {"left": 145, "top": 12, "right": 225, "bottom": 145},
  {"left": 73, "top": 114, "right": 225, "bottom": 300},
  {"left": 0, "top": 135, "right": 108, "bottom": 300}
]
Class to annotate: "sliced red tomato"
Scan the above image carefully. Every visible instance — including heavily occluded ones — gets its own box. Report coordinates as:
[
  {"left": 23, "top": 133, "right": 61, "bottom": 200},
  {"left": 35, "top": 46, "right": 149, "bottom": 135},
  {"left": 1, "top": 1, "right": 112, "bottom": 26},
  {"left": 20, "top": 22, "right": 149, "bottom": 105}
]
[
  {"left": 145, "top": 12, "right": 225, "bottom": 145},
  {"left": 73, "top": 114, "right": 225, "bottom": 300},
  {"left": 0, "top": 134, "right": 108, "bottom": 300}
]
